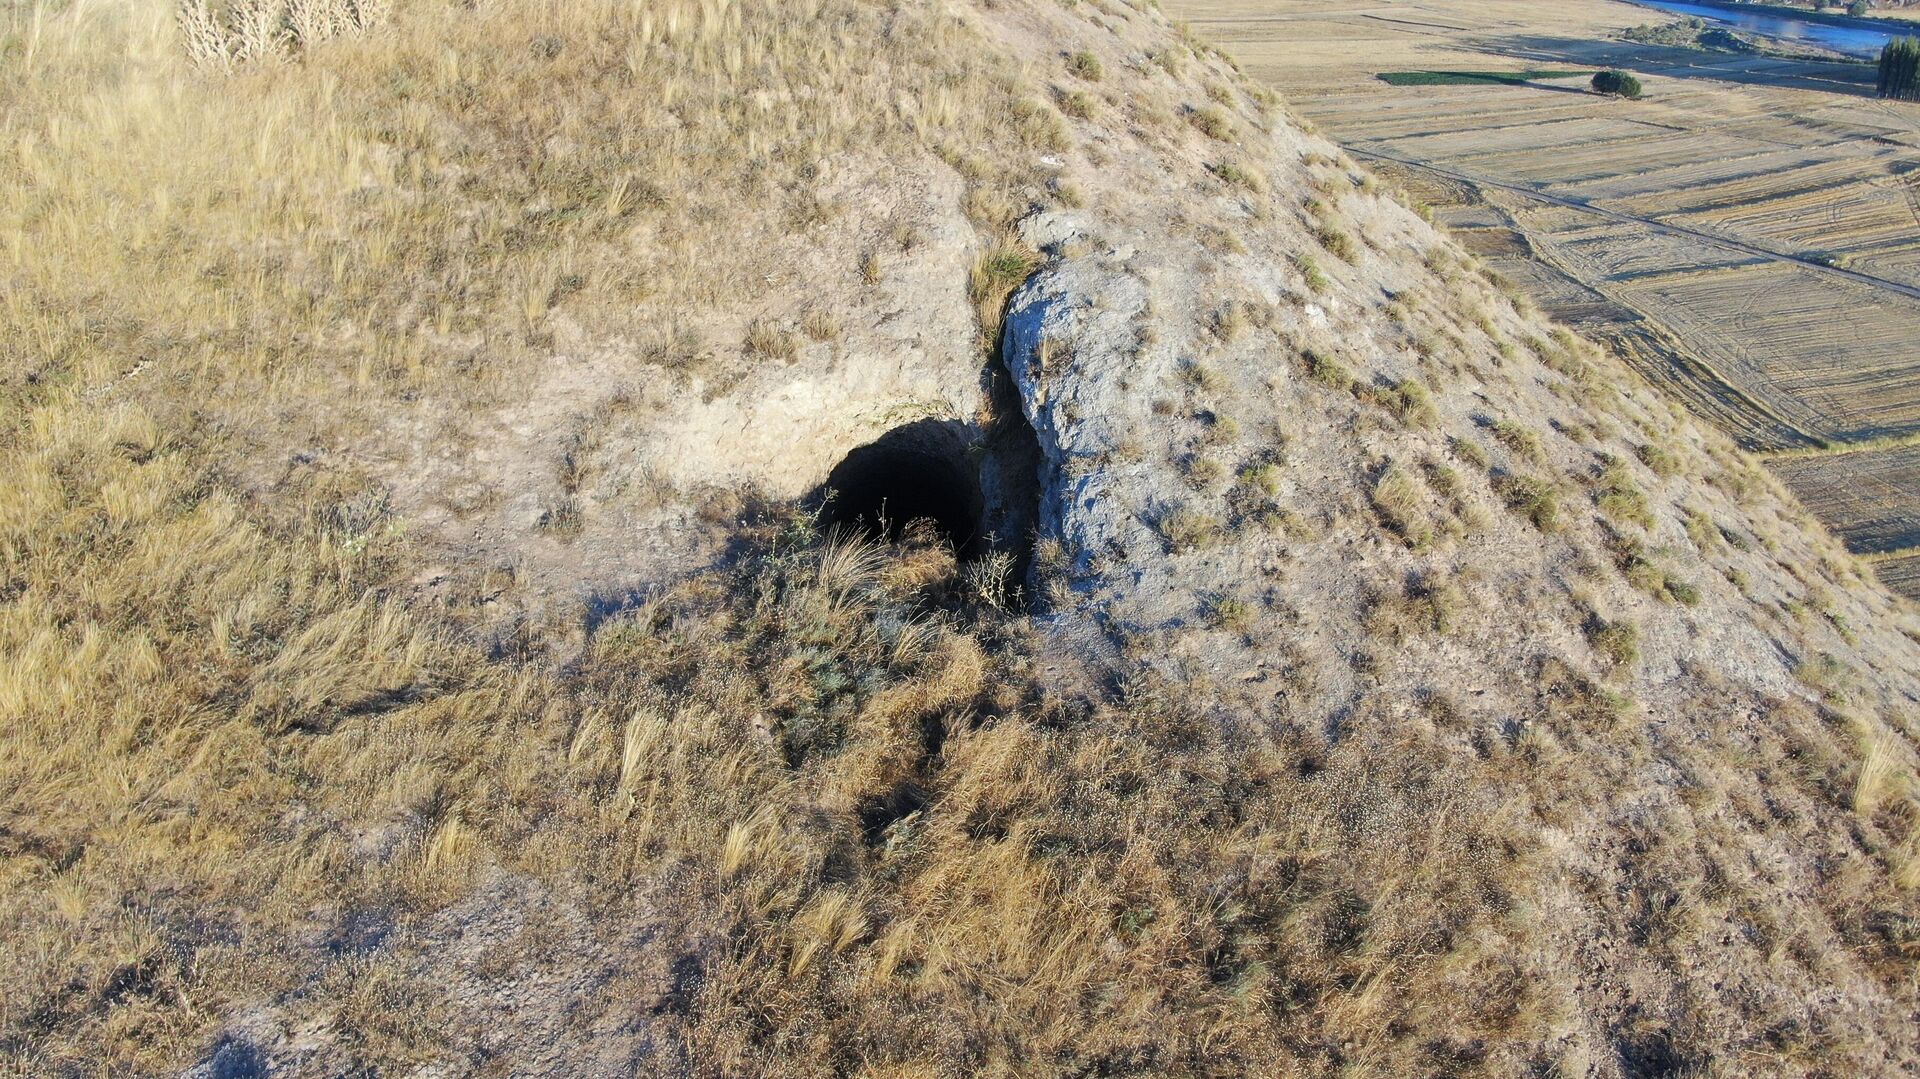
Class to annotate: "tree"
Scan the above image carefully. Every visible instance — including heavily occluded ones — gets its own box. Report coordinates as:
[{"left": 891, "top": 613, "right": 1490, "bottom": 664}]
[
  {"left": 1880, "top": 37, "right": 1920, "bottom": 100},
  {"left": 1849, "top": 0, "right": 1871, "bottom": 16},
  {"left": 1591, "top": 70, "right": 1643, "bottom": 99}
]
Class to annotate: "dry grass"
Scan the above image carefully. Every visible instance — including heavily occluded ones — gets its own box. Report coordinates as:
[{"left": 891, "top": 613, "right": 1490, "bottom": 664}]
[
  {"left": 2, "top": 0, "right": 1051, "bottom": 433},
  {"left": 1372, "top": 463, "right": 1435, "bottom": 549},
  {"left": 0, "top": 491, "right": 1584, "bottom": 1072},
  {"left": 1159, "top": 505, "right": 1224, "bottom": 552},
  {"left": 1587, "top": 615, "right": 1641, "bottom": 668},
  {"left": 0, "top": 0, "right": 1052, "bottom": 1067},
  {"left": 1188, "top": 104, "right": 1233, "bottom": 140},
  {"left": 969, "top": 240, "right": 1045, "bottom": 335},
  {"left": 1494, "top": 472, "right": 1561, "bottom": 532},
  {"left": 7, "top": 0, "right": 1920, "bottom": 1072},
  {"left": 1594, "top": 454, "right": 1654, "bottom": 529}
]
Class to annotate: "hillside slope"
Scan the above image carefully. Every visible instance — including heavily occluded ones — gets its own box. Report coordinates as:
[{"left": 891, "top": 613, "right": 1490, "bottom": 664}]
[{"left": 3, "top": 0, "right": 1919, "bottom": 1076}]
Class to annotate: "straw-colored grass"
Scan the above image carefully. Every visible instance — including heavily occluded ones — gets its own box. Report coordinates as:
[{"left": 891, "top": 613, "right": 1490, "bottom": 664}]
[{"left": 6, "top": 0, "right": 1920, "bottom": 1073}]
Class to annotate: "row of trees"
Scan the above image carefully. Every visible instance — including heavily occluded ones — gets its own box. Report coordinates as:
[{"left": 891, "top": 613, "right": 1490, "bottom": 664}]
[{"left": 1880, "top": 36, "right": 1920, "bottom": 100}]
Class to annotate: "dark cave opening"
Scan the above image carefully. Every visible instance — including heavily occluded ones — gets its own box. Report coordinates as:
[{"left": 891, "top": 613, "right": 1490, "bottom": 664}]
[{"left": 815, "top": 419, "right": 989, "bottom": 561}]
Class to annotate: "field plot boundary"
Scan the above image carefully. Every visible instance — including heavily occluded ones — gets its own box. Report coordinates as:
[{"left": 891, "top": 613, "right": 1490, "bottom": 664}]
[{"left": 1761, "top": 430, "right": 1920, "bottom": 461}]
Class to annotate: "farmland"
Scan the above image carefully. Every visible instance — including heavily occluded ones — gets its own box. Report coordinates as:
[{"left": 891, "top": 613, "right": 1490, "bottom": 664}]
[
  {"left": 1771, "top": 441, "right": 1920, "bottom": 554},
  {"left": 1168, "top": 0, "right": 1920, "bottom": 595}
]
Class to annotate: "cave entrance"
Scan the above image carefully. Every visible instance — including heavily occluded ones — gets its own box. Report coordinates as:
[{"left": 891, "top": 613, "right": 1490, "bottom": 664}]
[{"left": 816, "top": 419, "right": 988, "bottom": 561}]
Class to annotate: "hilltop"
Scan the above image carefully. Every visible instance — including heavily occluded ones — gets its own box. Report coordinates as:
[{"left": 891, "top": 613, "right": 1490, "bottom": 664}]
[{"left": 3, "top": 0, "right": 1919, "bottom": 1075}]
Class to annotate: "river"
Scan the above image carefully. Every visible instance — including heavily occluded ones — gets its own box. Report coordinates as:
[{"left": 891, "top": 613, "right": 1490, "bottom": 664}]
[{"left": 1631, "top": 0, "right": 1895, "bottom": 58}]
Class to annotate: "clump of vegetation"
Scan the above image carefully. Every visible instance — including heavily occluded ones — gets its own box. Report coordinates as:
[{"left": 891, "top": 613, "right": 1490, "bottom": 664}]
[
  {"left": 1534, "top": 656, "right": 1637, "bottom": 736},
  {"left": 1316, "top": 224, "right": 1359, "bottom": 264},
  {"left": 1622, "top": 16, "right": 1713, "bottom": 49},
  {"left": 1594, "top": 456, "right": 1654, "bottom": 529},
  {"left": 1591, "top": 69, "right": 1643, "bottom": 99},
  {"left": 1210, "top": 161, "right": 1266, "bottom": 190},
  {"left": 642, "top": 324, "right": 709, "bottom": 372},
  {"left": 1161, "top": 506, "right": 1224, "bottom": 552},
  {"left": 1611, "top": 538, "right": 1702, "bottom": 605},
  {"left": 1210, "top": 302, "right": 1248, "bottom": 343},
  {"left": 1059, "top": 89, "right": 1098, "bottom": 120},
  {"left": 1303, "top": 349, "right": 1355, "bottom": 392},
  {"left": 1182, "top": 454, "right": 1226, "bottom": 490},
  {"left": 1683, "top": 508, "right": 1721, "bottom": 552},
  {"left": 1491, "top": 420, "right": 1544, "bottom": 463},
  {"left": 1206, "top": 594, "right": 1255, "bottom": 632},
  {"left": 1068, "top": 49, "right": 1104, "bottom": 81},
  {"left": 1297, "top": 255, "right": 1331, "bottom": 293},
  {"left": 1587, "top": 617, "right": 1640, "bottom": 668},
  {"left": 1495, "top": 473, "right": 1561, "bottom": 531},
  {"left": 1366, "top": 573, "right": 1468, "bottom": 642},
  {"left": 1199, "top": 411, "right": 1241, "bottom": 445},
  {"left": 1189, "top": 105, "right": 1233, "bottom": 140},
  {"left": 1372, "top": 465, "right": 1436, "bottom": 549},
  {"left": 1375, "top": 379, "right": 1436, "bottom": 427},
  {"left": 177, "top": 0, "right": 393, "bottom": 68},
  {"left": 1180, "top": 360, "right": 1224, "bottom": 393},
  {"left": 970, "top": 241, "right": 1044, "bottom": 329},
  {"left": 1421, "top": 458, "right": 1463, "bottom": 501},
  {"left": 1452, "top": 437, "right": 1491, "bottom": 471},
  {"left": 803, "top": 308, "right": 842, "bottom": 342},
  {"left": 1796, "top": 651, "right": 1854, "bottom": 703},
  {"left": 1636, "top": 442, "right": 1681, "bottom": 478},
  {"left": 744, "top": 319, "right": 799, "bottom": 363},
  {"left": 1239, "top": 460, "right": 1283, "bottom": 498}
]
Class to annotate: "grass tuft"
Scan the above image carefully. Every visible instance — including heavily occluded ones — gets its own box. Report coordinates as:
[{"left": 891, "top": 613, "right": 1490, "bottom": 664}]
[
  {"left": 970, "top": 240, "right": 1044, "bottom": 333},
  {"left": 1494, "top": 473, "right": 1561, "bottom": 531}
]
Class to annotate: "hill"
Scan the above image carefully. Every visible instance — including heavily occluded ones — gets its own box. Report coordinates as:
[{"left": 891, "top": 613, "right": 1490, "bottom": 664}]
[{"left": 4, "top": 0, "right": 1919, "bottom": 1075}]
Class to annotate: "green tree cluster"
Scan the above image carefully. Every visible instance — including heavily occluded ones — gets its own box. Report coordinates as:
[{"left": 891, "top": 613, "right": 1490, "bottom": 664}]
[
  {"left": 1880, "top": 37, "right": 1920, "bottom": 100},
  {"left": 1591, "top": 69, "right": 1643, "bottom": 99}
]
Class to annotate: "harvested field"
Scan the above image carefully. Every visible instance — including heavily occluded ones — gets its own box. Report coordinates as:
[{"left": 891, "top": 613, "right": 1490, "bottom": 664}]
[
  {"left": 1772, "top": 443, "right": 1920, "bottom": 555},
  {"left": 1452, "top": 225, "right": 1532, "bottom": 258},
  {"left": 1171, "top": 0, "right": 1920, "bottom": 595},
  {"left": 1608, "top": 264, "right": 1920, "bottom": 441},
  {"left": 1506, "top": 210, "right": 1764, "bottom": 281},
  {"left": 1872, "top": 550, "right": 1920, "bottom": 595}
]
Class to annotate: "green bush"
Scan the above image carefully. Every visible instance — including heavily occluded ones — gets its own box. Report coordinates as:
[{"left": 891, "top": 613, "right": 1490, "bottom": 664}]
[{"left": 1591, "top": 70, "right": 1643, "bottom": 99}]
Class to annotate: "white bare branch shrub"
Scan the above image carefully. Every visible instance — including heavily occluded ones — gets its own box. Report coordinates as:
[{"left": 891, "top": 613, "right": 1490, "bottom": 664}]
[
  {"left": 176, "top": 0, "right": 392, "bottom": 68},
  {"left": 175, "top": 0, "right": 232, "bottom": 70}
]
